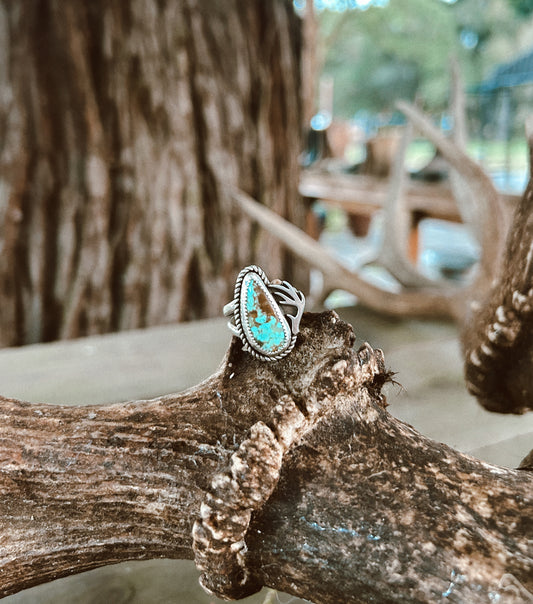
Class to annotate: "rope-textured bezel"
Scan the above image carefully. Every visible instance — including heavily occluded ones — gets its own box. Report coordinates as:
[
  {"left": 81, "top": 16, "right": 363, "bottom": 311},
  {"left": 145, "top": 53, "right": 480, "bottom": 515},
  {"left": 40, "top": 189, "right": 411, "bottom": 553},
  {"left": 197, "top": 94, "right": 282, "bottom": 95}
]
[{"left": 229, "top": 265, "right": 301, "bottom": 362}]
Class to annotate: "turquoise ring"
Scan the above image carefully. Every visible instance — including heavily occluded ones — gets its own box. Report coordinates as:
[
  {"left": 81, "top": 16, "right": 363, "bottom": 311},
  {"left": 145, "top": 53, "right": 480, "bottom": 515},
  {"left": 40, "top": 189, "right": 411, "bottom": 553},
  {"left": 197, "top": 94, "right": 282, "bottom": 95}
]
[{"left": 223, "top": 265, "right": 305, "bottom": 362}]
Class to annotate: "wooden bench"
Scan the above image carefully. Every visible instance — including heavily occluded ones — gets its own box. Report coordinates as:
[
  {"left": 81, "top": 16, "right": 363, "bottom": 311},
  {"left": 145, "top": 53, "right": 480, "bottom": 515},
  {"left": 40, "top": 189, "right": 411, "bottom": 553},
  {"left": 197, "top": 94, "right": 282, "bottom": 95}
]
[{"left": 299, "top": 169, "right": 519, "bottom": 261}]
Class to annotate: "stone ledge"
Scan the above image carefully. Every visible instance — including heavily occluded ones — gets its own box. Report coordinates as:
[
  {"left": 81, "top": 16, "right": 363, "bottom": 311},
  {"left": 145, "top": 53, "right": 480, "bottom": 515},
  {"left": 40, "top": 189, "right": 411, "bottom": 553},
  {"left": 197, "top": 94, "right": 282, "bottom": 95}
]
[{"left": 0, "top": 318, "right": 230, "bottom": 406}]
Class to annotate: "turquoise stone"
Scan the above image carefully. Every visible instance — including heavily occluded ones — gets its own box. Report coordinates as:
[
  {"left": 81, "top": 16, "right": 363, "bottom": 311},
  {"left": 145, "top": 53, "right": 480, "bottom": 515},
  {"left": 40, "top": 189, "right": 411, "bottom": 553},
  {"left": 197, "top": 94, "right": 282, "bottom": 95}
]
[{"left": 239, "top": 273, "right": 291, "bottom": 356}]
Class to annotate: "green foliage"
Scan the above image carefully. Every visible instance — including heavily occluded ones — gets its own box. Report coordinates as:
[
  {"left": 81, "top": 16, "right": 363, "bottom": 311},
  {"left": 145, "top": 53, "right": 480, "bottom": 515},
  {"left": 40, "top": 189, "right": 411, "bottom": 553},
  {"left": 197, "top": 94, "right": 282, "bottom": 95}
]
[
  {"left": 317, "top": 0, "right": 533, "bottom": 118},
  {"left": 508, "top": 0, "right": 533, "bottom": 16}
]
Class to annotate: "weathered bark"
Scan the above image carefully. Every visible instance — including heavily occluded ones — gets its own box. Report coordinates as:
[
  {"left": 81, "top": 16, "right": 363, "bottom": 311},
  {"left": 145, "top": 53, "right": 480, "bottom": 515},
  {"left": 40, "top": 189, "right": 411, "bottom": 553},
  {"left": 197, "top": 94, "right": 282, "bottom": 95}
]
[
  {"left": 0, "top": 312, "right": 531, "bottom": 603},
  {"left": 0, "top": 0, "right": 304, "bottom": 347}
]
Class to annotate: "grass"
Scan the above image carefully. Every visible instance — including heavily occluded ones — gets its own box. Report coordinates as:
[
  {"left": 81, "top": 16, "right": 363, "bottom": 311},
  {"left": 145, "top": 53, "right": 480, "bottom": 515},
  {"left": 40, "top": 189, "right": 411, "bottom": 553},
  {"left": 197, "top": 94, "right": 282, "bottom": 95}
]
[{"left": 405, "top": 137, "right": 529, "bottom": 174}]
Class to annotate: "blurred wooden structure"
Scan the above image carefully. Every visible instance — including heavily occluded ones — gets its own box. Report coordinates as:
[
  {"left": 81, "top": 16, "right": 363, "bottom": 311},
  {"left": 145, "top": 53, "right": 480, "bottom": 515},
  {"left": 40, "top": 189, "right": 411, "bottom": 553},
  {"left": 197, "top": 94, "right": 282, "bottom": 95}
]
[{"left": 300, "top": 168, "right": 520, "bottom": 260}]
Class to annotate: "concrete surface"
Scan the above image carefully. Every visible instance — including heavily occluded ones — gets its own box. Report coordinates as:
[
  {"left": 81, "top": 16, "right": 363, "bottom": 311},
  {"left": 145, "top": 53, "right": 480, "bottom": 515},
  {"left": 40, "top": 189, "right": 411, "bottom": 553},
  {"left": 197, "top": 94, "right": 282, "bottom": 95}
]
[
  {"left": 1, "top": 306, "right": 531, "bottom": 604},
  {"left": 0, "top": 318, "right": 232, "bottom": 406}
]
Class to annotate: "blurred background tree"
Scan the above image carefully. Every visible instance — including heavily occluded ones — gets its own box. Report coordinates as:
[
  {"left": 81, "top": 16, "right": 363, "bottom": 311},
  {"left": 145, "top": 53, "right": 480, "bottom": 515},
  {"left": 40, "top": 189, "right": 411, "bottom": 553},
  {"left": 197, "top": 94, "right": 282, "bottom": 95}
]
[
  {"left": 509, "top": 0, "right": 533, "bottom": 16},
  {"left": 0, "top": 0, "right": 304, "bottom": 347},
  {"left": 309, "top": 0, "right": 533, "bottom": 117}
]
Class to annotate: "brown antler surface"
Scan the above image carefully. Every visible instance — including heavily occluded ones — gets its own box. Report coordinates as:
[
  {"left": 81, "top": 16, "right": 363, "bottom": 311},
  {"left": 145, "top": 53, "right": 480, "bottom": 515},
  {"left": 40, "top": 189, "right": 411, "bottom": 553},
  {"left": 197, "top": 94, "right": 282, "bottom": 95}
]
[
  {"left": 462, "top": 176, "right": 533, "bottom": 413},
  {"left": 0, "top": 312, "right": 531, "bottom": 603}
]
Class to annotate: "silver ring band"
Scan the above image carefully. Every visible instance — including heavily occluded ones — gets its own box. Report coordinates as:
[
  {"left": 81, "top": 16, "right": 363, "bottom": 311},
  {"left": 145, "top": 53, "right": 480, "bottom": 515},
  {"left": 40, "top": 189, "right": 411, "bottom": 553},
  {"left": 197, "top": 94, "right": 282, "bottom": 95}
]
[
  {"left": 223, "top": 301, "right": 236, "bottom": 316},
  {"left": 224, "top": 265, "right": 305, "bottom": 362}
]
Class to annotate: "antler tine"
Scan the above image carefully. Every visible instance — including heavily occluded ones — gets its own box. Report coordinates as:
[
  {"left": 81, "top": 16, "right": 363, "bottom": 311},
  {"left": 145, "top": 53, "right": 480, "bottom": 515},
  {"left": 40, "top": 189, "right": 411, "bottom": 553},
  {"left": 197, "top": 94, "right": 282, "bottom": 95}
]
[
  {"left": 270, "top": 282, "right": 303, "bottom": 305},
  {"left": 269, "top": 282, "right": 305, "bottom": 332},
  {"left": 396, "top": 100, "right": 505, "bottom": 285}
]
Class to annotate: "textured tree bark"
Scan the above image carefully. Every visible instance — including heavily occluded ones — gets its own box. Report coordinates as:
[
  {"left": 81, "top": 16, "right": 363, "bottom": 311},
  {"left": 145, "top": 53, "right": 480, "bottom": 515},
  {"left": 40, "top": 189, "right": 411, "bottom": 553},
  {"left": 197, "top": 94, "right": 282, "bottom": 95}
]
[
  {"left": 0, "top": 0, "right": 304, "bottom": 347},
  {"left": 0, "top": 312, "right": 531, "bottom": 603}
]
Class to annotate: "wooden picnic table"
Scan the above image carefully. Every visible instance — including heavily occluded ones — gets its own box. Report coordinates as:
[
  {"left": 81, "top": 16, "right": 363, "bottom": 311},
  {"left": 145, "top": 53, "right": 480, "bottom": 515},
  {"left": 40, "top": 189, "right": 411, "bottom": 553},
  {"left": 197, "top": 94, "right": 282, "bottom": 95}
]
[
  {"left": 301, "top": 170, "right": 457, "bottom": 220},
  {"left": 299, "top": 168, "right": 519, "bottom": 260}
]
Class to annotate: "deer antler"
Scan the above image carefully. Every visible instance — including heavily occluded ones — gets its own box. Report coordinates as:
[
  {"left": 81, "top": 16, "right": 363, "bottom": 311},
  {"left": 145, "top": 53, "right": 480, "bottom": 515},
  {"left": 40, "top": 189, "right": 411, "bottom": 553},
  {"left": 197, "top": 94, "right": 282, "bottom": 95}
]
[
  {"left": 376, "top": 118, "right": 446, "bottom": 288},
  {"left": 396, "top": 100, "right": 505, "bottom": 288},
  {"left": 231, "top": 188, "right": 455, "bottom": 319},
  {"left": 0, "top": 313, "right": 531, "bottom": 602},
  {"left": 269, "top": 281, "right": 306, "bottom": 332}
]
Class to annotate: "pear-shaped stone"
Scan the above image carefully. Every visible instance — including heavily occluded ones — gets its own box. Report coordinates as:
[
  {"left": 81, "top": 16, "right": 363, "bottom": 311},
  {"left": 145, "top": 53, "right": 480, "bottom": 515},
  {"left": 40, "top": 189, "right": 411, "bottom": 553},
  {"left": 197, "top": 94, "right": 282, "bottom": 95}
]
[{"left": 239, "top": 272, "right": 291, "bottom": 356}]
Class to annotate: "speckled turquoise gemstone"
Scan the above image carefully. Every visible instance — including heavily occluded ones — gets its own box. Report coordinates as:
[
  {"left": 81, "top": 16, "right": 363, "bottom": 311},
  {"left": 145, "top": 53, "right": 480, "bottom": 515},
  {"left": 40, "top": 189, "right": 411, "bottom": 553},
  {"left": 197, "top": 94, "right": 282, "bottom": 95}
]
[{"left": 239, "top": 272, "right": 291, "bottom": 356}]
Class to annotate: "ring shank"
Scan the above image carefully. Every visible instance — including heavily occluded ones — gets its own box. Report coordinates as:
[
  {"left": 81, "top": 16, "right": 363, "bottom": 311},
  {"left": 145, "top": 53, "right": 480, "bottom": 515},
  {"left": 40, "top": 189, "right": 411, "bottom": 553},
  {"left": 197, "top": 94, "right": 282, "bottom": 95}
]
[{"left": 223, "top": 301, "right": 236, "bottom": 317}]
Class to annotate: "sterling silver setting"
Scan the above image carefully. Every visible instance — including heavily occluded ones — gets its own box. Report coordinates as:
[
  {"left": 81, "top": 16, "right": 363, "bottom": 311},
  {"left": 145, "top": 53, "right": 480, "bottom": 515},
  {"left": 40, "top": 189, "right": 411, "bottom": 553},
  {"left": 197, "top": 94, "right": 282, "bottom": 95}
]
[{"left": 223, "top": 265, "right": 305, "bottom": 362}]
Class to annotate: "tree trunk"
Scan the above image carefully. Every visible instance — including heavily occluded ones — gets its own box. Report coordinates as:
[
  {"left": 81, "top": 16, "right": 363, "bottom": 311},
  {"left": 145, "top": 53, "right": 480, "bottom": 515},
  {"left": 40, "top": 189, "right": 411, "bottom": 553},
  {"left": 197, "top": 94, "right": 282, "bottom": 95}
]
[
  {"left": 0, "top": 0, "right": 304, "bottom": 347},
  {"left": 0, "top": 312, "right": 531, "bottom": 603}
]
